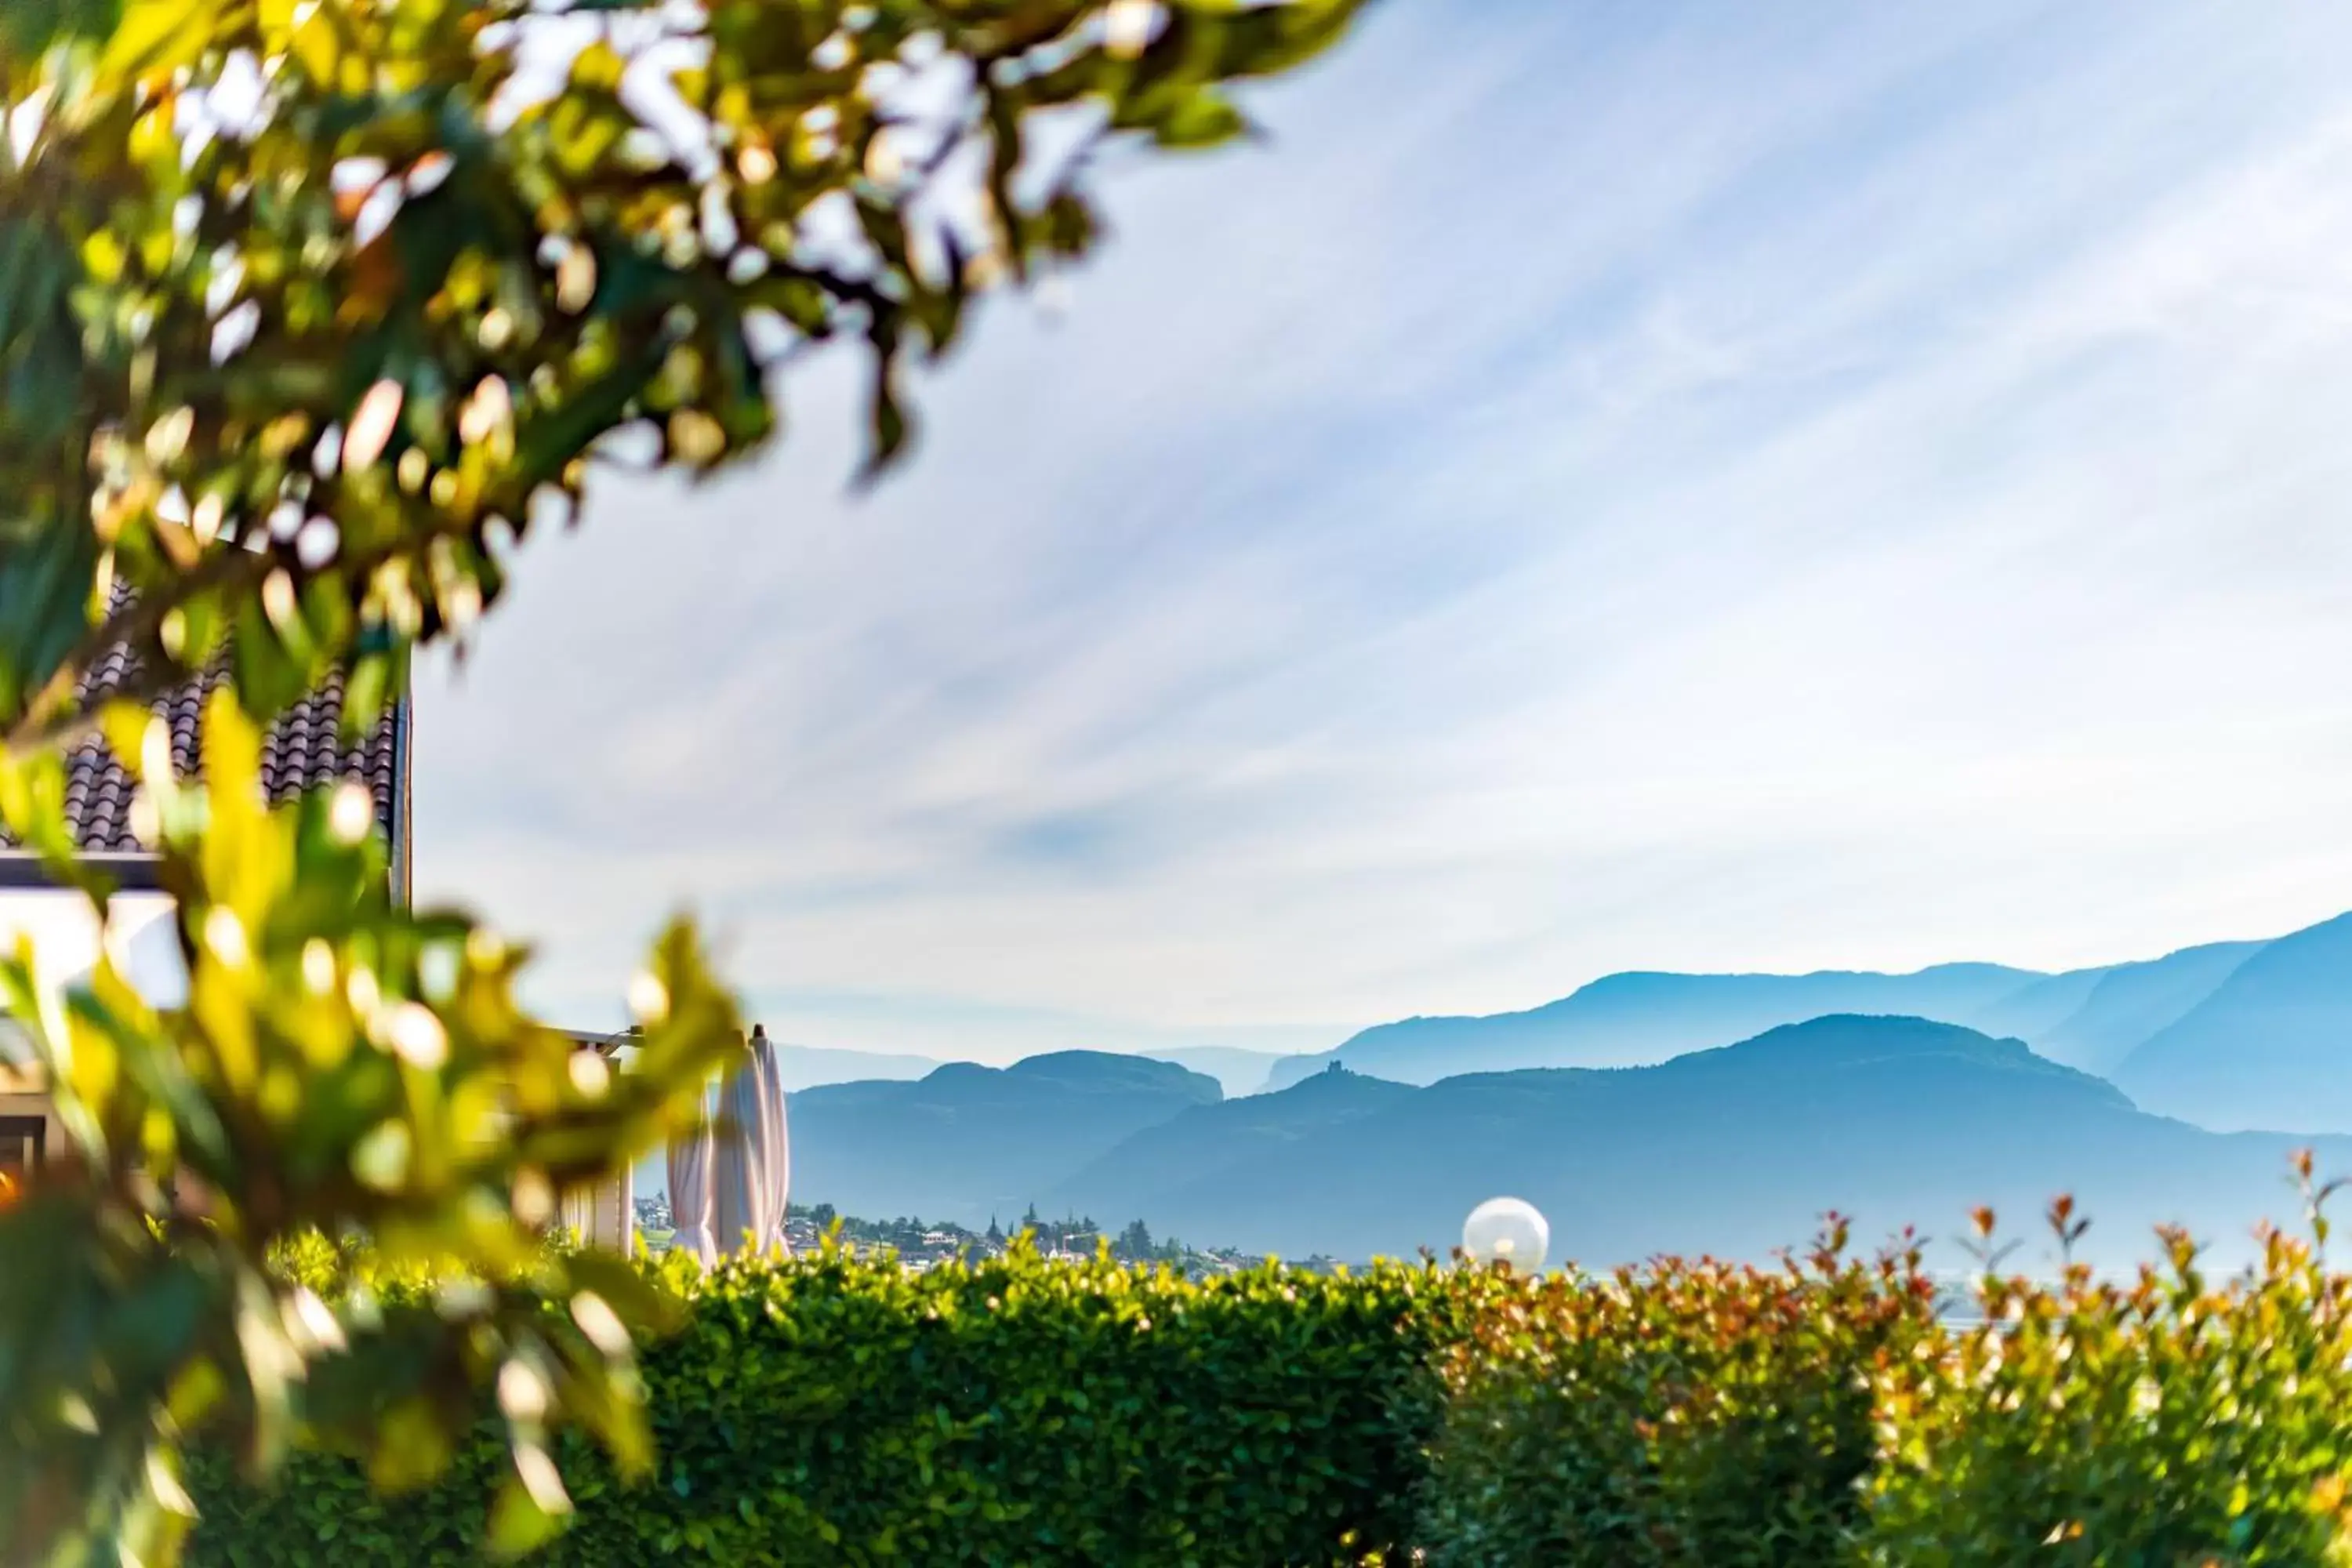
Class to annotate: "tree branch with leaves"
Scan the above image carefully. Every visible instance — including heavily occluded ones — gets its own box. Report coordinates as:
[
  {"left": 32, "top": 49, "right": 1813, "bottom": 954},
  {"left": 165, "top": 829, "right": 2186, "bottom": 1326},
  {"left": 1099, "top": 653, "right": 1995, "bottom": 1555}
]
[{"left": 0, "top": 0, "right": 1369, "bottom": 1561}]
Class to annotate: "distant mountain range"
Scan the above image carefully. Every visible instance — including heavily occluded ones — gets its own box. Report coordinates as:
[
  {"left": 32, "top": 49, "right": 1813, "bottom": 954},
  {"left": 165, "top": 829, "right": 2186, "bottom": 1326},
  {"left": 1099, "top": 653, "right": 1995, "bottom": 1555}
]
[
  {"left": 1260, "top": 914, "right": 2351, "bottom": 1128},
  {"left": 2014, "top": 940, "right": 2269, "bottom": 1076},
  {"left": 1134, "top": 1046, "right": 1289, "bottom": 1096},
  {"left": 788, "top": 1020, "right": 2352, "bottom": 1269},
  {"left": 2114, "top": 913, "right": 2352, "bottom": 1133},
  {"left": 724, "top": 1042, "right": 1284, "bottom": 1098},
  {"left": 1063, "top": 1016, "right": 2352, "bottom": 1268},
  {"left": 766, "top": 909, "right": 2352, "bottom": 1261},
  {"left": 1265, "top": 964, "right": 2046, "bottom": 1087},
  {"left": 789, "top": 1051, "right": 1221, "bottom": 1227}
]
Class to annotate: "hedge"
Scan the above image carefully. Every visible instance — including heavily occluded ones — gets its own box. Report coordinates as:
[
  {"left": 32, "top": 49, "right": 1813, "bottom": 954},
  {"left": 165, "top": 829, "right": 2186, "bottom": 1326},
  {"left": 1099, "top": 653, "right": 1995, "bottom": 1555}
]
[
  {"left": 186, "top": 1210, "right": 2352, "bottom": 1566},
  {"left": 185, "top": 1243, "right": 1504, "bottom": 1566},
  {"left": 1861, "top": 1216, "right": 2352, "bottom": 1564},
  {"left": 1417, "top": 1220, "right": 1938, "bottom": 1566}
]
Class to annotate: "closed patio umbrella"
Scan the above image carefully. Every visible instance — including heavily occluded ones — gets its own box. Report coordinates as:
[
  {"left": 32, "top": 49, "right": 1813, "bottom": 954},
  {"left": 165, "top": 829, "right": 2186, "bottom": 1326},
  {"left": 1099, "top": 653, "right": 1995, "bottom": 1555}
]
[
  {"left": 666, "top": 1094, "right": 717, "bottom": 1265},
  {"left": 709, "top": 1042, "right": 770, "bottom": 1257},
  {"left": 750, "top": 1025, "right": 791, "bottom": 1254}
]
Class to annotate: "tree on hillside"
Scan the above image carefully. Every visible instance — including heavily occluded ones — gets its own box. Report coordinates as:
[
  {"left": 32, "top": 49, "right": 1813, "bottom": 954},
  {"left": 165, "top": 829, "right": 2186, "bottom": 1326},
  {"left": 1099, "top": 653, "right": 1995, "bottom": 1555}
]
[
  {"left": 1116, "top": 1217, "right": 1154, "bottom": 1261},
  {"left": 0, "top": 1, "right": 1368, "bottom": 1560}
]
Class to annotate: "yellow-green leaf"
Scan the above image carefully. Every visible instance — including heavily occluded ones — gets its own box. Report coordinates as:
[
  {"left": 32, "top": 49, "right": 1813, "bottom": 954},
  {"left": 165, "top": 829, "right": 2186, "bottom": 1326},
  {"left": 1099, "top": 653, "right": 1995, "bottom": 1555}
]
[{"left": 103, "top": 0, "right": 211, "bottom": 78}]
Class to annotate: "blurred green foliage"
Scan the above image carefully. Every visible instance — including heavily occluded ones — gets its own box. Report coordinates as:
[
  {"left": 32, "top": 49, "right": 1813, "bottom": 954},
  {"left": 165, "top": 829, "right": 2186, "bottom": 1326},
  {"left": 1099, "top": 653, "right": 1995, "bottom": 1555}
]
[
  {"left": 0, "top": 0, "right": 1370, "bottom": 1560},
  {"left": 0, "top": 693, "right": 740, "bottom": 1565},
  {"left": 1862, "top": 1184, "right": 2352, "bottom": 1566}
]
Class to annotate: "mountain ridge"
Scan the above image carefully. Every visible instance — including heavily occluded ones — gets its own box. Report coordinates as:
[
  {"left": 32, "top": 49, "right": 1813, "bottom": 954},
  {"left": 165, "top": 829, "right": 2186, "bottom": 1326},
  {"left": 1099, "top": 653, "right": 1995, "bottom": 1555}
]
[
  {"left": 1049, "top": 1016, "right": 2350, "bottom": 1269},
  {"left": 1261, "top": 918, "right": 2327, "bottom": 1091},
  {"left": 1268, "top": 963, "right": 2052, "bottom": 1087},
  {"left": 789, "top": 1051, "right": 1221, "bottom": 1226},
  {"left": 775, "top": 915, "right": 2352, "bottom": 1261},
  {"left": 2115, "top": 913, "right": 2352, "bottom": 1133}
]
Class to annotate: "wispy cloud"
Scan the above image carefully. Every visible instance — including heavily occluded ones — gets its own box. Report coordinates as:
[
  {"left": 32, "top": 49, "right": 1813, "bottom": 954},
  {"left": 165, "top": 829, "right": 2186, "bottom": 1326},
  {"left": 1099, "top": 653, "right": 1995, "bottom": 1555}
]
[{"left": 416, "top": 0, "right": 2352, "bottom": 1055}]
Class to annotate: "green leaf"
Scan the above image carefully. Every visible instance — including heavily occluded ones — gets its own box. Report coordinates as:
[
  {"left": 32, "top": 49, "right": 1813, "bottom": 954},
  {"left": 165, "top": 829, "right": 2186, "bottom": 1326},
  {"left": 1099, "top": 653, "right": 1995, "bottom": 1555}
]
[
  {"left": 855, "top": 359, "right": 912, "bottom": 485},
  {"left": 102, "top": 0, "right": 209, "bottom": 76},
  {"left": 1153, "top": 93, "right": 1250, "bottom": 150},
  {"left": 1, "top": 0, "right": 122, "bottom": 58},
  {"left": 485, "top": 1466, "right": 569, "bottom": 1559},
  {"left": 0, "top": 510, "right": 96, "bottom": 724}
]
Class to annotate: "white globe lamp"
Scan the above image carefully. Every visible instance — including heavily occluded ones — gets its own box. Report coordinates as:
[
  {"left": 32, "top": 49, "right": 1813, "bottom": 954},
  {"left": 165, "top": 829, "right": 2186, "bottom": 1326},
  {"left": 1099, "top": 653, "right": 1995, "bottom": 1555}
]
[{"left": 1462, "top": 1196, "right": 1549, "bottom": 1275}]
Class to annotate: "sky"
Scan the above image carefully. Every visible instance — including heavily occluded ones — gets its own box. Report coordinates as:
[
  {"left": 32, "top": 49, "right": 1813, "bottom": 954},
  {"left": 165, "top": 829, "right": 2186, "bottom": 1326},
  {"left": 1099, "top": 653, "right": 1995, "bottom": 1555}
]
[{"left": 413, "top": 0, "right": 2352, "bottom": 1062}]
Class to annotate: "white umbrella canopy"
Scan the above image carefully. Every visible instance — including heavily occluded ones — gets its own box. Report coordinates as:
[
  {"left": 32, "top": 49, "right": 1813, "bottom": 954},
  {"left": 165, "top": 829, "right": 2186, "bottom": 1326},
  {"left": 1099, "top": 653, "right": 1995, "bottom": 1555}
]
[
  {"left": 709, "top": 1044, "right": 770, "bottom": 1257},
  {"left": 665, "top": 1098, "right": 717, "bottom": 1266},
  {"left": 750, "top": 1025, "right": 790, "bottom": 1254}
]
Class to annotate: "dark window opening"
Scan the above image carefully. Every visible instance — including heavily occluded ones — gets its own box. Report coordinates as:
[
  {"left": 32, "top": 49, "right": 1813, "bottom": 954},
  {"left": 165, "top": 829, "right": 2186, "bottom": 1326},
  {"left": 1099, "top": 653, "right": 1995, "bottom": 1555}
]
[{"left": 0, "top": 1115, "right": 45, "bottom": 1196}]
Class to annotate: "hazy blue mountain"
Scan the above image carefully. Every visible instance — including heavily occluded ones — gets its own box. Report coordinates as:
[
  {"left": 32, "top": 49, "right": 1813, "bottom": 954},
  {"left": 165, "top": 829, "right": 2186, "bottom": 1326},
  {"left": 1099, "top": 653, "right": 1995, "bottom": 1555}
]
[
  {"left": 1049, "top": 1064, "right": 1418, "bottom": 1229},
  {"left": 1963, "top": 966, "right": 2114, "bottom": 1044},
  {"left": 768, "top": 1044, "right": 942, "bottom": 1093},
  {"left": 1138, "top": 1046, "right": 1293, "bottom": 1097},
  {"left": 1265, "top": 965, "right": 2046, "bottom": 1087},
  {"left": 2027, "top": 940, "right": 2271, "bottom": 1076},
  {"left": 1073, "top": 1018, "right": 2350, "bottom": 1270},
  {"left": 2114, "top": 915, "right": 2352, "bottom": 1132},
  {"left": 789, "top": 1051, "right": 1221, "bottom": 1227}
]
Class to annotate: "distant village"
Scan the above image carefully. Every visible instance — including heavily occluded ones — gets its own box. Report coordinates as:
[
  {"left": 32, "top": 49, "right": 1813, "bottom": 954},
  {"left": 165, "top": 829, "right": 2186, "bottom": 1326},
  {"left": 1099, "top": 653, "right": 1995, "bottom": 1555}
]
[
  {"left": 632, "top": 1194, "right": 1319, "bottom": 1279},
  {"left": 626, "top": 1195, "right": 2009, "bottom": 1323}
]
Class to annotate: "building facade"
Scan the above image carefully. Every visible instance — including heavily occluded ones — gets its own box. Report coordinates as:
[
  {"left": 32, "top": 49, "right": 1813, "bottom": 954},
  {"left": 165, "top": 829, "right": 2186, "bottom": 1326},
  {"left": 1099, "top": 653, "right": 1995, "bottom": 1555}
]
[
  {"left": 0, "top": 618, "right": 411, "bottom": 1200},
  {"left": 0, "top": 640, "right": 642, "bottom": 1250}
]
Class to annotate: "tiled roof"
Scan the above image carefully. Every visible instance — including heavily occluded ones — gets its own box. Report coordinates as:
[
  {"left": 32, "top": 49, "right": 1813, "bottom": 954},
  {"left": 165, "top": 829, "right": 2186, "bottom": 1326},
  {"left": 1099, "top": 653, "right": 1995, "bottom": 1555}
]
[{"left": 9, "top": 604, "right": 402, "bottom": 858}]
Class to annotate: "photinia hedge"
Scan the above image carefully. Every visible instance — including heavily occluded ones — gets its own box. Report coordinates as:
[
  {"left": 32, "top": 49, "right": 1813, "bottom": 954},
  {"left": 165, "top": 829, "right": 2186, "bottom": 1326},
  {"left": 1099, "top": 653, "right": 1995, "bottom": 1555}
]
[
  {"left": 1415, "top": 1220, "right": 1940, "bottom": 1567},
  {"left": 186, "top": 1200, "right": 2352, "bottom": 1566},
  {"left": 1860, "top": 1191, "right": 2352, "bottom": 1566}
]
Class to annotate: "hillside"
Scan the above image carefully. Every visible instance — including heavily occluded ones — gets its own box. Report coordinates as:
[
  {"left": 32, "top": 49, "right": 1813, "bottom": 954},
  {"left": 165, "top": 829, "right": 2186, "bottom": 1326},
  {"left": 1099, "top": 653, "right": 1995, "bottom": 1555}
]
[
  {"left": 2114, "top": 914, "right": 2352, "bottom": 1132},
  {"left": 1962, "top": 965, "right": 2114, "bottom": 1044},
  {"left": 1138, "top": 1046, "right": 1292, "bottom": 1097},
  {"left": 789, "top": 1051, "right": 1221, "bottom": 1227},
  {"left": 1265, "top": 965, "right": 2045, "bottom": 1087},
  {"left": 1050, "top": 1064, "right": 1418, "bottom": 1229},
  {"left": 2031, "top": 940, "right": 2269, "bottom": 1075},
  {"left": 1254, "top": 917, "right": 2328, "bottom": 1095},
  {"left": 1074, "top": 1017, "right": 2352, "bottom": 1269}
]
